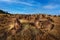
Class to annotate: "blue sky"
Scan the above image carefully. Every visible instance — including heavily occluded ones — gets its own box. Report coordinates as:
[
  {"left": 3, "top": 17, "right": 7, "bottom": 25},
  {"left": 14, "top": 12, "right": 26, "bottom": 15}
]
[{"left": 0, "top": 0, "right": 60, "bottom": 15}]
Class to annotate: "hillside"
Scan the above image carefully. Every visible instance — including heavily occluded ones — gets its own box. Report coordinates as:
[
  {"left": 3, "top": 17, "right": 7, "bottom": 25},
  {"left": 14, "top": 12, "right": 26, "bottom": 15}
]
[{"left": 0, "top": 11, "right": 60, "bottom": 40}]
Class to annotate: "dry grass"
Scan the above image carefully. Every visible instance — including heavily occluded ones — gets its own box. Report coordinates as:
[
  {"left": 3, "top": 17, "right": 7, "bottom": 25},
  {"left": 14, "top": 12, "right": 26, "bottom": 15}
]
[{"left": 0, "top": 14, "right": 60, "bottom": 40}]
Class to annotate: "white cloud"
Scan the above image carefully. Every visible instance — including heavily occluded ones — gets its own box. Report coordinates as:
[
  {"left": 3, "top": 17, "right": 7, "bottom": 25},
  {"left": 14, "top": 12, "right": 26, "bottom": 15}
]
[
  {"left": 43, "top": 4, "right": 58, "bottom": 9},
  {"left": 0, "top": 0, "right": 33, "bottom": 6},
  {"left": 14, "top": 1, "right": 33, "bottom": 6}
]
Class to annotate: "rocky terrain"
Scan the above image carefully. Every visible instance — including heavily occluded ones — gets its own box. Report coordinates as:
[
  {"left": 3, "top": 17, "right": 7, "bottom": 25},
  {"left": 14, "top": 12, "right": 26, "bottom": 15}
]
[{"left": 0, "top": 10, "right": 60, "bottom": 40}]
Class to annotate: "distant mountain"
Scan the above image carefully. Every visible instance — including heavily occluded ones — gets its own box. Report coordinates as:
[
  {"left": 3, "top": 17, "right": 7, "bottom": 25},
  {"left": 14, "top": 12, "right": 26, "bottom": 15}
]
[{"left": 0, "top": 10, "right": 10, "bottom": 14}]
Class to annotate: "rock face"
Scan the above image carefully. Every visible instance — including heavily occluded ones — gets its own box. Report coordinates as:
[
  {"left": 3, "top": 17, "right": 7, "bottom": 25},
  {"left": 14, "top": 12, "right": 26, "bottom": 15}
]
[{"left": 0, "top": 14, "right": 60, "bottom": 40}]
